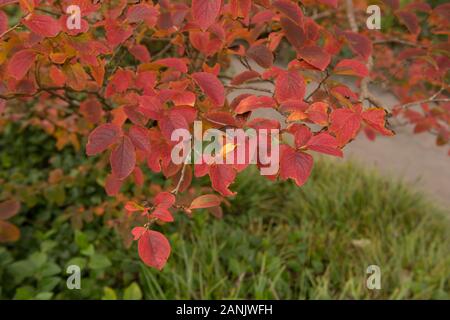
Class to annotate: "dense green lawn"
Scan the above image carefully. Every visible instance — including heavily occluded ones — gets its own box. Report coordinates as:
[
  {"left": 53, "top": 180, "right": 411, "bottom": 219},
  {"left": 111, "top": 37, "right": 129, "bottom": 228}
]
[{"left": 141, "top": 160, "right": 450, "bottom": 299}]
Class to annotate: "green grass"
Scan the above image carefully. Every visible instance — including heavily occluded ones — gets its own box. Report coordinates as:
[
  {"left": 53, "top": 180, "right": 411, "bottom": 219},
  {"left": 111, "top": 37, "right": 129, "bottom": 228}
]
[{"left": 140, "top": 159, "right": 450, "bottom": 299}]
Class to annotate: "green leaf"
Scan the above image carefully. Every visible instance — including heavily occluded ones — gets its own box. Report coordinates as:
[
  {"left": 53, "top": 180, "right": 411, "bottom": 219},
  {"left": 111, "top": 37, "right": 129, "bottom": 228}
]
[
  {"left": 8, "top": 260, "right": 35, "bottom": 283},
  {"left": 123, "top": 282, "right": 142, "bottom": 300},
  {"left": 74, "top": 230, "right": 89, "bottom": 250},
  {"left": 102, "top": 287, "right": 117, "bottom": 300},
  {"left": 14, "top": 286, "right": 35, "bottom": 300},
  {"left": 39, "top": 276, "right": 60, "bottom": 292},
  {"left": 89, "top": 254, "right": 111, "bottom": 270},
  {"left": 35, "top": 292, "right": 54, "bottom": 300}
]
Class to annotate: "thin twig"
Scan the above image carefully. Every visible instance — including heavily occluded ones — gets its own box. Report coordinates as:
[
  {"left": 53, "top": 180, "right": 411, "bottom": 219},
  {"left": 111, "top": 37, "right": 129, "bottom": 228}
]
[
  {"left": 225, "top": 85, "right": 273, "bottom": 94},
  {"left": 306, "top": 71, "right": 330, "bottom": 101},
  {"left": 171, "top": 162, "right": 188, "bottom": 195}
]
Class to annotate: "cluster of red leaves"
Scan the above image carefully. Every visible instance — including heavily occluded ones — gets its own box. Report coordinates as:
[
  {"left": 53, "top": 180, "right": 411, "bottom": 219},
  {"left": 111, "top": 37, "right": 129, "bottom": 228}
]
[{"left": 0, "top": 0, "right": 448, "bottom": 269}]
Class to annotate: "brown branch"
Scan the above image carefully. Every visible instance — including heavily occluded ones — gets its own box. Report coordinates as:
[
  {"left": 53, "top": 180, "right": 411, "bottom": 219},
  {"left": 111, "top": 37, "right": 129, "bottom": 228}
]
[
  {"left": 171, "top": 161, "right": 188, "bottom": 195},
  {"left": 373, "top": 38, "right": 427, "bottom": 49},
  {"left": 345, "top": 0, "right": 358, "bottom": 33},
  {"left": 0, "top": 22, "right": 21, "bottom": 39},
  {"left": 398, "top": 98, "right": 450, "bottom": 109},
  {"left": 224, "top": 85, "right": 273, "bottom": 94},
  {"left": 306, "top": 71, "right": 330, "bottom": 101}
]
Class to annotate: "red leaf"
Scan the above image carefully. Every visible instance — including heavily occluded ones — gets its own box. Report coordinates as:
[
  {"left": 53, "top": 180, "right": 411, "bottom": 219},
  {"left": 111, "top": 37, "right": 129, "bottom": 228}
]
[
  {"left": 49, "top": 65, "right": 66, "bottom": 87},
  {"left": 159, "top": 111, "right": 189, "bottom": 140},
  {"left": 275, "top": 70, "right": 305, "bottom": 103},
  {"left": 131, "top": 226, "right": 146, "bottom": 240},
  {"left": 79, "top": 99, "right": 103, "bottom": 124},
  {"left": 129, "top": 125, "right": 151, "bottom": 152},
  {"left": 273, "top": 0, "right": 304, "bottom": 25},
  {"left": 86, "top": 123, "right": 122, "bottom": 156},
  {"left": 105, "top": 19, "right": 132, "bottom": 48},
  {"left": 189, "top": 194, "right": 221, "bottom": 209},
  {"left": 0, "top": 220, "right": 20, "bottom": 243},
  {"left": 306, "top": 133, "right": 343, "bottom": 157},
  {"left": 110, "top": 136, "right": 136, "bottom": 180},
  {"left": 129, "top": 44, "right": 151, "bottom": 63},
  {"left": 0, "top": 11, "right": 7, "bottom": 35},
  {"left": 138, "top": 230, "right": 171, "bottom": 270},
  {"left": 286, "top": 124, "right": 312, "bottom": 148},
  {"left": 22, "top": 13, "right": 61, "bottom": 37},
  {"left": 334, "top": 59, "right": 369, "bottom": 77},
  {"left": 297, "top": 45, "right": 331, "bottom": 71},
  {"left": 307, "top": 102, "right": 329, "bottom": 125},
  {"left": 154, "top": 192, "right": 175, "bottom": 209},
  {"left": 133, "top": 166, "right": 145, "bottom": 186},
  {"left": 0, "top": 200, "right": 20, "bottom": 220},
  {"left": 235, "top": 95, "right": 276, "bottom": 114},
  {"left": 209, "top": 164, "right": 236, "bottom": 196},
  {"left": 105, "top": 173, "right": 123, "bottom": 196},
  {"left": 138, "top": 95, "right": 163, "bottom": 120},
  {"left": 231, "top": 70, "right": 260, "bottom": 85},
  {"left": 329, "top": 107, "right": 362, "bottom": 146},
  {"left": 192, "top": 72, "right": 225, "bottom": 106},
  {"left": 192, "top": 0, "right": 221, "bottom": 31},
  {"left": 127, "top": 3, "right": 158, "bottom": 25},
  {"left": 155, "top": 58, "right": 188, "bottom": 73},
  {"left": 280, "top": 17, "right": 306, "bottom": 52},
  {"left": 151, "top": 207, "right": 174, "bottom": 222},
  {"left": 342, "top": 32, "right": 372, "bottom": 60},
  {"left": 396, "top": 10, "right": 420, "bottom": 34},
  {"left": 362, "top": 108, "right": 394, "bottom": 136},
  {"left": 125, "top": 201, "right": 145, "bottom": 212},
  {"left": 280, "top": 145, "right": 313, "bottom": 187},
  {"left": 246, "top": 44, "right": 273, "bottom": 69},
  {"left": 7, "top": 49, "right": 36, "bottom": 80}
]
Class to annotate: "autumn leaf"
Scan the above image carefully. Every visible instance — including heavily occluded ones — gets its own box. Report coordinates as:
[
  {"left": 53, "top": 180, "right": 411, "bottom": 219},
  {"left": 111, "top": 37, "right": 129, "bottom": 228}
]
[
  {"left": 306, "top": 133, "right": 343, "bottom": 157},
  {"left": 131, "top": 226, "right": 146, "bottom": 240},
  {"left": 22, "top": 13, "right": 61, "bottom": 37},
  {"left": 154, "top": 192, "right": 175, "bottom": 209},
  {"left": 334, "top": 59, "right": 369, "bottom": 77},
  {"left": 307, "top": 102, "right": 329, "bottom": 125},
  {"left": 125, "top": 201, "right": 145, "bottom": 212},
  {"left": 230, "top": 70, "right": 260, "bottom": 85},
  {"left": 192, "top": 72, "right": 225, "bottom": 106},
  {"left": 7, "top": 49, "right": 36, "bottom": 80},
  {"left": 110, "top": 136, "right": 136, "bottom": 180},
  {"left": 329, "top": 107, "right": 362, "bottom": 146},
  {"left": 129, "top": 125, "right": 151, "bottom": 152},
  {"left": 0, "top": 220, "right": 20, "bottom": 243},
  {"left": 209, "top": 164, "right": 236, "bottom": 196},
  {"left": 150, "top": 207, "right": 174, "bottom": 222},
  {"left": 86, "top": 123, "right": 122, "bottom": 156},
  {"left": 279, "top": 145, "right": 313, "bottom": 187},
  {"left": 275, "top": 70, "right": 305, "bottom": 103},
  {"left": 235, "top": 95, "right": 276, "bottom": 114},
  {"left": 342, "top": 31, "right": 372, "bottom": 60},
  {"left": 138, "top": 230, "right": 171, "bottom": 270},
  {"left": 246, "top": 44, "right": 273, "bottom": 69},
  {"left": 361, "top": 108, "right": 395, "bottom": 136},
  {"left": 192, "top": 0, "right": 221, "bottom": 31},
  {"left": 0, "top": 199, "right": 20, "bottom": 220},
  {"left": 105, "top": 173, "right": 123, "bottom": 196},
  {"left": 273, "top": 0, "right": 304, "bottom": 26},
  {"left": 189, "top": 194, "right": 221, "bottom": 209},
  {"left": 297, "top": 45, "right": 331, "bottom": 71},
  {"left": 396, "top": 10, "right": 420, "bottom": 34}
]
